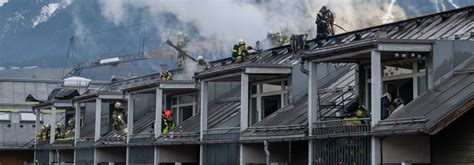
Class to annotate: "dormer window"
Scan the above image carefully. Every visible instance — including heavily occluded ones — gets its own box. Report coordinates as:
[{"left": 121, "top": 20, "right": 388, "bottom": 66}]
[{"left": 249, "top": 79, "right": 289, "bottom": 126}]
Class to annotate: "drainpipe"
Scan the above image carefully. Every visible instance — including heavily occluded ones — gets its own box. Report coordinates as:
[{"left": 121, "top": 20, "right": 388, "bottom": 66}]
[
  {"left": 299, "top": 59, "right": 309, "bottom": 75},
  {"left": 264, "top": 140, "right": 270, "bottom": 165}
]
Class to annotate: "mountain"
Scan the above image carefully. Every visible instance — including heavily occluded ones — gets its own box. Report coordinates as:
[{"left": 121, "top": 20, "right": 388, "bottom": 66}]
[{"left": 0, "top": 0, "right": 472, "bottom": 69}]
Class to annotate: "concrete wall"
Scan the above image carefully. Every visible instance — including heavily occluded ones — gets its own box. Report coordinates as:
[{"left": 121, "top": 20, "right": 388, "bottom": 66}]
[
  {"left": 382, "top": 135, "right": 431, "bottom": 164},
  {"left": 96, "top": 147, "right": 126, "bottom": 163},
  {"left": 243, "top": 142, "right": 290, "bottom": 164},
  {"left": 159, "top": 145, "right": 199, "bottom": 163},
  {"left": 0, "top": 150, "right": 34, "bottom": 165},
  {"left": 51, "top": 150, "right": 74, "bottom": 163}
]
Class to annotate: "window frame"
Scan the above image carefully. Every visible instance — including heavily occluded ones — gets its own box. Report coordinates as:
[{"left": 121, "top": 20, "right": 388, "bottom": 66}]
[
  {"left": 170, "top": 93, "right": 196, "bottom": 125},
  {"left": 249, "top": 78, "right": 290, "bottom": 126}
]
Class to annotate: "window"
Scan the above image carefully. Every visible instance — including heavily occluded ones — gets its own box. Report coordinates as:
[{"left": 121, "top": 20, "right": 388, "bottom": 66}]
[
  {"left": 0, "top": 113, "right": 10, "bottom": 121},
  {"left": 249, "top": 79, "right": 289, "bottom": 126},
  {"left": 20, "top": 113, "right": 36, "bottom": 121},
  {"left": 171, "top": 94, "right": 196, "bottom": 124}
]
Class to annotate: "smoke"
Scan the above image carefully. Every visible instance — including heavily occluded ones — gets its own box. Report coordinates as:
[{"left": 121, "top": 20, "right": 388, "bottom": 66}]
[
  {"left": 448, "top": 0, "right": 459, "bottom": 9},
  {"left": 97, "top": 0, "right": 407, "bottom": 59}
]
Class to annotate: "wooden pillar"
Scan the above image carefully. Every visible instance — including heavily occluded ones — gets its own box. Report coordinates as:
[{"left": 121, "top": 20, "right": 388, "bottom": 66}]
[
  {"left": 200, "top": 81, "right": 208, "bottom": 140},
  {"left": 127, "top": 94, "right": 134, "bottom": 143},
  {"left": 50, "top": 106, "right": 56, "bottom": 144},
  {"left": 308, "top": 62, "right": 319, "bottom": 165},
  {"left": 94, "top": 98, "right": 102, "bottom": 142},
  {"left": 371, "top": 50, "right": 382, "bottom": 165},
  {"left": 241, "top": 73, "right": 249, "bottom": 131},
  {"left": 155, "top": 88, "right": 163, "bottom": 138}
]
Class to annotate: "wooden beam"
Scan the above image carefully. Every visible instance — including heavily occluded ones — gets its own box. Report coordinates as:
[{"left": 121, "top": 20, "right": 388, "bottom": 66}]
[{"left": 378, "top": 43, "right": 432, "bottom": 52}]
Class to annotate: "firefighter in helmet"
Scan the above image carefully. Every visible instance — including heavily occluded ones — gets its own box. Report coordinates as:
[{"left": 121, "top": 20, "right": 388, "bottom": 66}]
[
  {"left": 112, "top": 102, "right": 126, "bottom": 130},
  {"left": 55, "top": 122, "right": 64, "bottom": 139},
  {"left": 176, "top": 31, "right": 190, "bottom": 67},
  {"left": 65, "top": 118, "right": 75, "bottom": 137},
  {"left": 160, "top": 71, "right": 172, "bottom": 81},
  {"left": 315, "top": 6, "right": 335, "bottom": 40},
  {"left": 162, "top": 110, "right": 175, "bottom": 134},
  {"left": 232, "top": 39, "right": 253, "bottom": 63},
  {"left": 196, "top": 55, "right": 210, "bottom": 71}
]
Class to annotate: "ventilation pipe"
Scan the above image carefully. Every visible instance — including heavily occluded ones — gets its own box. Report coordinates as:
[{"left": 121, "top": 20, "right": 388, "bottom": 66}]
[{"left": 264, "top": 140, "right": 271, "bottom": 165}]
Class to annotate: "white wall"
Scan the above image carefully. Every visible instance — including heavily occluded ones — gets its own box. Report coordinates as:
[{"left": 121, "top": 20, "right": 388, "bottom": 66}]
[{"left": 382, "top": 134, "right": 431, "bottom": 164}]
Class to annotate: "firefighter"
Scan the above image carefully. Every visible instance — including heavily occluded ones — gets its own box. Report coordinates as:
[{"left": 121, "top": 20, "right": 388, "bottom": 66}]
[
  {"left": 55, "top": 122, "right": 63, "bottom": 139},
  {"left": 381, "top": 93, "right": 392, "bottom": 120},
  {"left": 112, "top": 102, "right": 126, "bottom": 130},
  {"left": 315, "top": 6, "right": 335, "bottom": 40},
  {"left": 232, "top": 39, "right": 253, "bottom": 63},
  {"left": 162, "top": 110, "right": 175, "bottom": 134},
  {"left": 196, "top": 55, "right": 210, "bottom": 71},
  {"left": 37, "top": 125, "right": 45, "bottom": 141},
  {"left": 176, "top": 31, "right": 190, "bottom": 67},
  {"left": 65, "top": 118, "right": 75, "bottom": 137},
  {"left": 160, "top": 71, "right": 172, "bottom": 81}
]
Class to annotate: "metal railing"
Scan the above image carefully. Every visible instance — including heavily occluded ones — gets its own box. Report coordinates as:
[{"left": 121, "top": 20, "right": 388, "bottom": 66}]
[
  {"left": 203, "top": 127, "right": 240, "bottom": 141},
  {"left": 313, "top": 118, "right": 371, "bottom": 136},
  {"left": 129, "top": 133, "right": 155, "bottom": 143},
  {"left": 313, "top": 136, "right": 371, "bottom": 165}
]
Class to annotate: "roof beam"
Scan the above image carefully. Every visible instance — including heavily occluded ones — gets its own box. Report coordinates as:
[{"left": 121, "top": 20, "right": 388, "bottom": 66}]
[
  {"left": 378, "top": 43, "right": 432, "bottom": 52},
  {"left": 159, "top": 83, "right": 196, "bottom": 89},
  {"left": 245, "top": 67, "right": 291, "bottom": 74}
]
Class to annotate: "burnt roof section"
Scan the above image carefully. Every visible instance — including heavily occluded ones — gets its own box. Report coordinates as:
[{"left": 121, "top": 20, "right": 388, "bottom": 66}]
[
  {"left": 373, "top": 62, "right": 474, "bottom": 136},
  {"left": 301, "top": 6, "right": 473, "bottom": 60},
  {"left": 116, "top": 67, "right": 195, "bottom": 92},
  {"left": 195, "top": 45, "right": 298, "bottom": 79}
]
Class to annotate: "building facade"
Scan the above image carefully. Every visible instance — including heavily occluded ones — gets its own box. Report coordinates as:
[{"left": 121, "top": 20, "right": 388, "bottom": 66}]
[{"left": 30, "top": 6, "right": 473, "bottom": 165}]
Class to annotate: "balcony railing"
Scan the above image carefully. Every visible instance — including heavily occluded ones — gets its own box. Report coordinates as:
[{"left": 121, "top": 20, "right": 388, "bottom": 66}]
[
  {"left": 313, "top": 118, "right": 371, "bottom": 137},
  {"left": 129, "top": 133, "right": 155, "bottom": 143},
  {"left": 203, "top": 127, "right": 240, "bottom": 141}
]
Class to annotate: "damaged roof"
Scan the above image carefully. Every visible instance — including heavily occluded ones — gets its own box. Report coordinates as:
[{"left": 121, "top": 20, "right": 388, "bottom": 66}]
[
  {"left": 117, "top": 67, "right": 196, "bottom": 92},
  {"left": 373, "top": 61, "right": 474, "bottom": 135},
  {"left": 301, "top": 6, "right": 473, "bottom": 60}
]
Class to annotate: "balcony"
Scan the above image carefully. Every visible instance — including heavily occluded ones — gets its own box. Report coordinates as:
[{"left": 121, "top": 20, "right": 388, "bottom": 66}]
[{"left": 313, "top": 118, "right": 371, "bottom": 138}]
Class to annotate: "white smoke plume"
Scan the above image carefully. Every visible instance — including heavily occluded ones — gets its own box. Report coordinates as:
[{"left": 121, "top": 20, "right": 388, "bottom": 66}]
[{"left": 98, "top": 0, "right": 406, "bottom": 59}]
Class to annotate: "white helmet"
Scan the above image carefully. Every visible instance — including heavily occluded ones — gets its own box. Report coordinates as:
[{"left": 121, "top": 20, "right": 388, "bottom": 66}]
[
  {"left": 197, "top": 55, "right": 204, "bottom": 61},
  {"left": 238, "top": 39, "right": 245, "bottom": 45},
  {"left": 114, "top": 102, "right": 121, "bottom": 109},
  {"left": 176, "top": 31, "right": 184, "bottom": 36}
]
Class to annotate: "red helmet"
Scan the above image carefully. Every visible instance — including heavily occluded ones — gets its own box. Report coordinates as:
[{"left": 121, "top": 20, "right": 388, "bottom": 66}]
[{"left": 164, "top": 110, "right": 173, "bottom": 119}]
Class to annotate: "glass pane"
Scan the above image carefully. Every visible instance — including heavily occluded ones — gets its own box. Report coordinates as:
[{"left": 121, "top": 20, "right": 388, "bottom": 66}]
[
  {"left": 20, "top": 113, "right": 36, "bottom": 121},
  {"left": 250, "top": 98, "right": 258, "bottom": 126},
  {"left": 262, "top": 95, "right": 281, "bottom": 118},
  {"left": 383, "top": 64, "right": 413, "bottom": 77},
  {"left": 417, "top": 60, "right": 426, "bottom": 73},
  {"left": 180, "top": 106, "right": 193, "bottom": 122},
  {"left": 251, "top": 85, "right": 258, "bottom": 94},
  {"left": 262, "top": 83, "right": 281, "bottom": 93},
  {"left": 172, "top": 97, "right": 178, "bottom": 105},
  {"left": 418, "top": 76, "right": 427, "bottom": 95},
  {"left": 179, "top": 95, "right": 194, "bottom": 104},
  {"left": 0, "top": 113, "right": 10, "bottom": 120}
]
